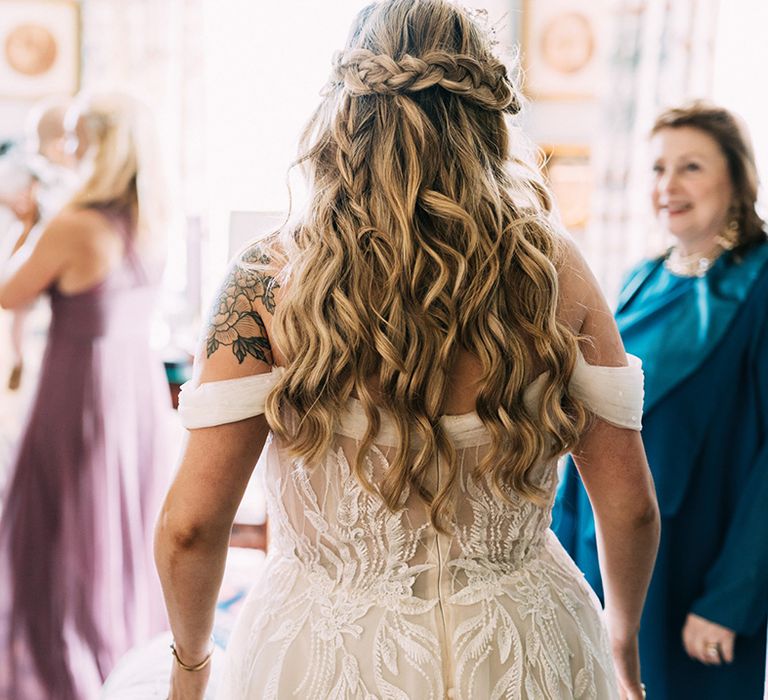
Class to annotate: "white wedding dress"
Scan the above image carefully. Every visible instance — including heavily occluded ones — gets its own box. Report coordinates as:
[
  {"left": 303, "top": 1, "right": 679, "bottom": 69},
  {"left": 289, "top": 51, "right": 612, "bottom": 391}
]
[{"left": 179, "top": 352, "right": 643, "bottom": 700}]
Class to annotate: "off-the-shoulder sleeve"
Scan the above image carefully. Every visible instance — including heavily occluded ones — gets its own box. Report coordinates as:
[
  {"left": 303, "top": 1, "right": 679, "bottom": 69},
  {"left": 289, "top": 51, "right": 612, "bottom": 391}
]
[
  {"left": 177, "top": 368, "right": 284, "bottom": 429},
  {"left": 569, "top": 352, "right": 644, "bottom": 430}
]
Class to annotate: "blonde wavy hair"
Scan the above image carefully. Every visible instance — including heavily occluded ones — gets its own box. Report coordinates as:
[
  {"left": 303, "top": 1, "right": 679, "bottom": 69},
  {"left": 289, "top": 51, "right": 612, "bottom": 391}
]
[
  {"left": 68, "top": 93, "right": 168, "bottom": 254},
  {"left": 263, "top": 0, "right": 586, "bottom": 528}
]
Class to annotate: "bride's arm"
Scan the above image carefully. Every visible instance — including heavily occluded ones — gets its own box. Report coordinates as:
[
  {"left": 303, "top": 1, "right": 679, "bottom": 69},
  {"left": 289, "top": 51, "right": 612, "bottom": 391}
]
[
  {"left": 156, "top": 415, "right": 270, "bottom": 696},
  {"left": 154, "top": 250, "right": 278, "bottom": 697},
  {"left": 559, "top": 239, "right": 660, "bottom": 699}
]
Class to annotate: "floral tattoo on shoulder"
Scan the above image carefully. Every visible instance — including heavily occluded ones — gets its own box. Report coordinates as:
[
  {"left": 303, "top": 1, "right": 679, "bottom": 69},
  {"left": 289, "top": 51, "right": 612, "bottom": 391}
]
[{"left": 205, "top": 246, "right": 280, "bottom": 364}]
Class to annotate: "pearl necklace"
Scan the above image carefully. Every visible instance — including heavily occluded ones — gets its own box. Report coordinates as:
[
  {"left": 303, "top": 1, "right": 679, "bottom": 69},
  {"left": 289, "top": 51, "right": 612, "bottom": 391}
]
[
  {"left": 663, "top": 223, "right": 739, "bottom": 278},
  {"left": 664, "top": 232, "right": 738, "bottom": 277},
  {"left": 663, "top": 247, "right": 725, "bottom": 277}
]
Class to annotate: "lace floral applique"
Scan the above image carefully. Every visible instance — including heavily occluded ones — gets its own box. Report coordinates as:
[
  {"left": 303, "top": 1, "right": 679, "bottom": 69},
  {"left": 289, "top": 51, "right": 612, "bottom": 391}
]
[{"left": 220, "top": 439, "right": 619, "bottom": 699}]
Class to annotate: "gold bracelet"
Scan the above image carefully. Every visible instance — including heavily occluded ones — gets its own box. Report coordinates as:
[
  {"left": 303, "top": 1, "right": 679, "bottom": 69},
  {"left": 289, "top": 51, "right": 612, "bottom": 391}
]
[{"left": 170, "top": 639, "right": 214, "bottom": 672}]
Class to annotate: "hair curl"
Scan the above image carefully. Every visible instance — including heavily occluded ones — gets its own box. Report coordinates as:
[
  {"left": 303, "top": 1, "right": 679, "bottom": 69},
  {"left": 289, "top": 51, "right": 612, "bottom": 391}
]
[{"left": 261, "top": 0, "right": 586, "bottom": 530}]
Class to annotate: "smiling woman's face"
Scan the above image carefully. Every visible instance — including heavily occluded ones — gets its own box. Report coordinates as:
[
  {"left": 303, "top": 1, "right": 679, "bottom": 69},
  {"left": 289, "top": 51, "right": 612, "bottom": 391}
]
[{"left": 650, "top": 126, "right": 734, "bottom": 249}]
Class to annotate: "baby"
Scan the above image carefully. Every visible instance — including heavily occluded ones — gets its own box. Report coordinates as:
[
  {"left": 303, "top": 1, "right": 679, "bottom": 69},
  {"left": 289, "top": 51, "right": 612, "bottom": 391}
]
[{"left": 0, "top": 97, "right": 80, "bottom": 390}]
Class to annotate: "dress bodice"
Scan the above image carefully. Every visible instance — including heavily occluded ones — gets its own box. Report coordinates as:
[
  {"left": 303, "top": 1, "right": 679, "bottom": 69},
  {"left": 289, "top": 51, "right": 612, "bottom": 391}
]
[
  {"left": 180, "top": 354, "right": 643, "bottom": 699},
  {"left": 179, "top": 353, "right": 643, "bottom": 578},
  {"left": 48, "top": 205, "right": 158, "bottom": 343}
]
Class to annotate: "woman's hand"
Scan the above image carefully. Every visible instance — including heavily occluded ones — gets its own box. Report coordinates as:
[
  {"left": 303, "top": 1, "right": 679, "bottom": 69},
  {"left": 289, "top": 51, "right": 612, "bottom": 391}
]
[
  {"left": 611, "top": 634, "right": 645, "bottom": 699},
  {"left": 167, "top": 661, "right": 211, "bottom": 700},
  {"left": 682, "top": 612, "right": 736, "bottom": 665}
]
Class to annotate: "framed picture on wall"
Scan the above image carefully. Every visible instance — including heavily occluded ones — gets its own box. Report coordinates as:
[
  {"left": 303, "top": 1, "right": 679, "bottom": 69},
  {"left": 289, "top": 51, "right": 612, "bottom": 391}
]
[
  {"left": 522, "top": 0, "right": 608, "bottom": 100},
  {"left": 0, "top": 0, "right": 80, "bottom": 98},
  {"left": 540, "top": 144, "right": 593, "bottom": 231}
]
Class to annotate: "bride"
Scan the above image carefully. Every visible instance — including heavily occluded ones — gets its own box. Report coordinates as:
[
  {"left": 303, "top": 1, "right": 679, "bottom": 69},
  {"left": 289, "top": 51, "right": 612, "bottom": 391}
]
[{"left": 154, "top": 1, "right": 660, "bottom": 698}]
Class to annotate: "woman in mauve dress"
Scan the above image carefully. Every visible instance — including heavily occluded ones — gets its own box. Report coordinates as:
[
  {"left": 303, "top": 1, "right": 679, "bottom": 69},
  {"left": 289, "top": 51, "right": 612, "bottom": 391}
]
[{"left": 0, "top": 93, "right": 171, "bottom": 700}]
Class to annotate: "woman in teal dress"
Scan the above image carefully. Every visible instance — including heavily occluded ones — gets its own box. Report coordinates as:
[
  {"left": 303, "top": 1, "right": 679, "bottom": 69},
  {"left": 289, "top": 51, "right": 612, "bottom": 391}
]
[{"left": 554, "top": 102, "right": 768, "bottom": 699}]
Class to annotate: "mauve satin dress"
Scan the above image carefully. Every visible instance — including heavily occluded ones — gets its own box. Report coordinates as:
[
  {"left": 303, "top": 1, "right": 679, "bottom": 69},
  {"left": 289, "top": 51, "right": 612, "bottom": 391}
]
[{"left": 0, "top": 204, "right": 171, "bottom": 699}]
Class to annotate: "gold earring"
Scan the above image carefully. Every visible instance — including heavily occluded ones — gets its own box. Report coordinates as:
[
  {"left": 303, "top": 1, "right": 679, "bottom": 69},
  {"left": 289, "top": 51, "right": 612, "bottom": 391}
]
[{"left": 715, "top": 215, "right": 739, "bottom": 250}]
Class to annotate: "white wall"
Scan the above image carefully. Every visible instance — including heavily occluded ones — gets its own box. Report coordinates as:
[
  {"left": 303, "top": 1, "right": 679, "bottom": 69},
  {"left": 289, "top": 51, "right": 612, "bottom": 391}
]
[
  {"left": 198, "top": 0, "right": 523, "bottom": 287},
  {"left": 713, "top": 0, "right": 768, "bottom": 213}
]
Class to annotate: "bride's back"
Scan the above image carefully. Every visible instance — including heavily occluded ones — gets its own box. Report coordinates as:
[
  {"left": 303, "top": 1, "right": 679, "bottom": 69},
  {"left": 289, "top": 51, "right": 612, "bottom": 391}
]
[{"left": 185, "top": 257, "right": 641, "bottom": 698}]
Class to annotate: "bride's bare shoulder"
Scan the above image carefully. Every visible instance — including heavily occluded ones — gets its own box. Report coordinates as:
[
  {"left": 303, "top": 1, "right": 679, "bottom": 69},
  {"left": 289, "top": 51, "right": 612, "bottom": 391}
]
[
  {"left": 196, "top": 238, "right": 284, "bottom": 382},
  {"left": 553, "top": 234, "right": 601, "bottom": 333},
  {"left": 554, "top": 234, "right": 628, "bottom": 367}
]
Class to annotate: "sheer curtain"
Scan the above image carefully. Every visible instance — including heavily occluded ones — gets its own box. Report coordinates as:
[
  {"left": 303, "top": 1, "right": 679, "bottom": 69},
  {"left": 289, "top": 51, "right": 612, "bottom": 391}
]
[
  {"left": 78, "top": 0, "right": 526, "bottom": 319},
  {"left": 80, "top": 0, "right": 206, "bottom": 336},
  {"left": 583, "top": 0, "right": 719, "bottom": 301}
]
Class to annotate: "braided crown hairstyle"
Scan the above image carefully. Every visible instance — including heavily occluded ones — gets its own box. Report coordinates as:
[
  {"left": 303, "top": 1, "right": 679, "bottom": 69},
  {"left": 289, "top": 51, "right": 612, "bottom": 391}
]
[{"left": 263, "top": 0, "right": 586, "bottom": 529}]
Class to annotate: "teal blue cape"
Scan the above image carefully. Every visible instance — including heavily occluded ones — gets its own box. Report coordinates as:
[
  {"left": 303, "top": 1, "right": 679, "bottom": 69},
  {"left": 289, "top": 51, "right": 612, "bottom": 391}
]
[{"left": 554, "top": 242, "right": 768, "bottom": 699}]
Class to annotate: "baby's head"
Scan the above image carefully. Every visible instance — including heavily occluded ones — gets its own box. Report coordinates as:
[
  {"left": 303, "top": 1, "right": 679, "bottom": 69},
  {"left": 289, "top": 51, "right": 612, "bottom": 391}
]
[{"left": 26, "top": 96, "right": 74, "bottom": 168}]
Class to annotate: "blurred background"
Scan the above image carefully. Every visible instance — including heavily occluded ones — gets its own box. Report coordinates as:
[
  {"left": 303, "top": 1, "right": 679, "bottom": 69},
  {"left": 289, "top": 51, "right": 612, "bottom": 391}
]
[
  {"left": 0, "top": 0, "right": 763, "bottom": 456},
  {"left": 0, "top": 3, "right": 764, "bottom": 693}
]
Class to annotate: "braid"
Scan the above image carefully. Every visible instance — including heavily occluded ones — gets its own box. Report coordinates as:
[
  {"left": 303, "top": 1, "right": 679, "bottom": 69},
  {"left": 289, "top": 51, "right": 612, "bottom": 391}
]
[
  {"left": 330, "top": 48, "right": 520, "bottom": 113},
  {"left": 332, "top": 96, "right": 375, "bottom": 230}
]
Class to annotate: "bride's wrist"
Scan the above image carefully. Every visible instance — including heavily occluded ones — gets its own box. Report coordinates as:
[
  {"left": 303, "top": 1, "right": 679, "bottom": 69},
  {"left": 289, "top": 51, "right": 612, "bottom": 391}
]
[
  {"left": 171, "top": 637, "right": 215, "bottom": 670},
  {"left": 605, "top": 615, "right": 640, "bottom": 645}
]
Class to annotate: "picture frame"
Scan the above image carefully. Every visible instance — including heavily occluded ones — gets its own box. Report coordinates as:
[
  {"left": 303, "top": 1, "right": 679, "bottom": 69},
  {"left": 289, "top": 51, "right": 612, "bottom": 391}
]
[
  {"left": 0, "top": 0, "right": 80, "bottom": 98},
  {"left": 540, "top": 144, "right": 593, "bottom": 230},
  {"left": 521, "top": 0, "right": 608, "bottom": 100}
]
